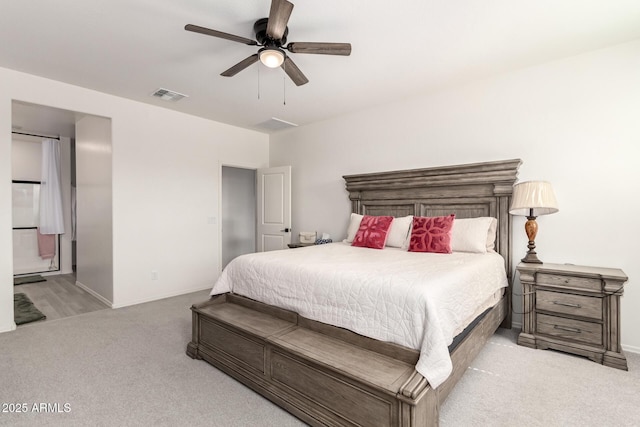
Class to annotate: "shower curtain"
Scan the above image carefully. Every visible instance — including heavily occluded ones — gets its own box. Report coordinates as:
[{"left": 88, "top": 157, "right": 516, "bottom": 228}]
[{"left": 38, "top": 139, "right": 65, "bottom": 261}]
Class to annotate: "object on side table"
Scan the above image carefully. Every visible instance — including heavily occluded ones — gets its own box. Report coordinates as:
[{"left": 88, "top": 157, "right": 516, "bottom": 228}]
[
  {"left": 315, "top": 232, "right": 332, "bottom": 245},
  {"left": 315, "top": 238, "right": 332, "bottom": 245},
  {"left": 509, "top": 181, "right": 558, "bottom": 264},
  {"left": 517, "top": 262, "right": 628, "bottom": 370},
  {"left": 299, "top": 231, "right": 317, "bottom": 244}
]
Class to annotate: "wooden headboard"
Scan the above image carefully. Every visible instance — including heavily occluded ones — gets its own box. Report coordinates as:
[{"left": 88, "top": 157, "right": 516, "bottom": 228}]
[{"left": 343, "top": 159, "right": 521, "bottom": 324}]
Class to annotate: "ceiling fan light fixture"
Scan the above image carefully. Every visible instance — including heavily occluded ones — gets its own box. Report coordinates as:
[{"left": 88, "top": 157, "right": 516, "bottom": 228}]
[{"left": 259, "top": 48, "right": 285, "bottom": 68}]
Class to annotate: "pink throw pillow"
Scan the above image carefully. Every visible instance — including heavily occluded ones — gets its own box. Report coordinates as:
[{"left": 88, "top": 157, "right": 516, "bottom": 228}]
[
  {"left": 352, "top": 215, "right": 394, "bottom": 249},
  {"left": 408, "top": 214, "right": 456, "bottom": 254}
]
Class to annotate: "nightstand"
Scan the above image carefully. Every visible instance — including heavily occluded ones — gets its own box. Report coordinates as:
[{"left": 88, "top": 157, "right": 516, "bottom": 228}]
[
  {"left": 287, "top": 243, "right": 313, "bottom": 249},
  {"left": 517, "top": 262, "right": 628, "bottom": 370}
]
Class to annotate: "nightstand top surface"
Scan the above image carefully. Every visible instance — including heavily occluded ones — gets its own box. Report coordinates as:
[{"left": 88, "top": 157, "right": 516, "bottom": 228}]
[{"left": 517, "top": 262, "right": 628, "bottom": 282}]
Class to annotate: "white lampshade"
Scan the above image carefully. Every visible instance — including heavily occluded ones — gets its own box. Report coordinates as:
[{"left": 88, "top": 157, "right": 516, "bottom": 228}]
[
  {"left": 509, "top": 181, "right": 559, "bottom": 216},
  {"left": 259, "top": 48, "right": 285, "bottom": 68}
]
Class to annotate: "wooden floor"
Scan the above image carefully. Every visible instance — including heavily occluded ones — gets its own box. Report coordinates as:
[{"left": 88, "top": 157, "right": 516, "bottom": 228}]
[{"left": 14, "top": 273, "right": 109, "bottom": 325}]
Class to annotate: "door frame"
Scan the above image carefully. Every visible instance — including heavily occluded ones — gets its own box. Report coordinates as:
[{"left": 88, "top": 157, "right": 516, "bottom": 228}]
[{"left": 217, "top": 163, "right": 292, "bottom": 274}]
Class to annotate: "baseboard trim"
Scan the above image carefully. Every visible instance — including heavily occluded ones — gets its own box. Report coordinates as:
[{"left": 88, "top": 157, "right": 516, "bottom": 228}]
[
  {"left": 75, "top": 280, "right": 114, "bottom": 308},
  {"left": 0, "top": 321, "right": 17, "bottom": 334},
  {"left": 511, "top": 320, "right": 522, "bottom": 329},
  {"left": 111, "top": 286, "right": 212, "bottom": 309}
]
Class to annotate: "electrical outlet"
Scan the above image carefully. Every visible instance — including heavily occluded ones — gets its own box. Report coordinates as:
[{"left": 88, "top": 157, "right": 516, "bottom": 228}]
[{"left": 151, "top": 270, "right": 158, "bottom": 280}]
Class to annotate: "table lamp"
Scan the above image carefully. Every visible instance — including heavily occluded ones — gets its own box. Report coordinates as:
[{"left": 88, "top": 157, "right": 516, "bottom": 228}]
[{"left": 509, "top": 181, "right": 558, "bottom": 264}]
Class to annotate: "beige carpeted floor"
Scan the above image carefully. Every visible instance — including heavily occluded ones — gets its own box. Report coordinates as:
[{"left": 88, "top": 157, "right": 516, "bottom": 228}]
[
  {"left": 441, "top": 328, "right": 640, "bottom": 426},
  {"left": 0, "top": 289, "right": 638, "bottom": 426}
]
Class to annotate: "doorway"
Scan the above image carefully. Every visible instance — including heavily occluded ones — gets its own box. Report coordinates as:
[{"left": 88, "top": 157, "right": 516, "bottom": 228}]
[
  {"left": 221, "top": 166, "right": 257, "bottom": 269},
  {"left": 11, "top": 101, "right": 112, "bottom": 325},
  {"left": 11, "top": 104, "right": 74, "bottom": 278}
]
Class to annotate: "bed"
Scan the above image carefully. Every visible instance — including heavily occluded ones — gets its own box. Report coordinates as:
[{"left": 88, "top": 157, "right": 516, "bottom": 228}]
[{"left": 187, "top": 159, "right": 521, "bottom": 426}]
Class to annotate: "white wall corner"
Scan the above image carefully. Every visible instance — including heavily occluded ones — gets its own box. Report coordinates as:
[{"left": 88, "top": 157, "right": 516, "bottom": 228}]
[{"left": 0, "top": 321, "right": 17, "bottom": 334}]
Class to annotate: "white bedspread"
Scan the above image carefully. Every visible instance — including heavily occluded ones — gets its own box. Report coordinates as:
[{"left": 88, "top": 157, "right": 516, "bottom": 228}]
[{"left": 211, "top": 242, "right": 508, "bottom": 388}]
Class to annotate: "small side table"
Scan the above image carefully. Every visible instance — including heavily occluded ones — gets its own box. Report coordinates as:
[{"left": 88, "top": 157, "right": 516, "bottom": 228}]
[
  {"left": 287, "top": 243, "right": 313, "bottom": 249},
  {"left": 517, "top": 262, "right": 628, "bottom": 370}
]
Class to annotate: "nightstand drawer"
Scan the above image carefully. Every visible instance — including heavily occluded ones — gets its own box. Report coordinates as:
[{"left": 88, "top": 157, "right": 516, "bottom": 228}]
[
  {"left": 537, "top": 313, "right": 602, "bottom": 346},
  {"left": 537, "top": 273, "right": 601, "bottom": 292},
  {"left": 536, "top": 290, "right": 602, "bottom": 320}
]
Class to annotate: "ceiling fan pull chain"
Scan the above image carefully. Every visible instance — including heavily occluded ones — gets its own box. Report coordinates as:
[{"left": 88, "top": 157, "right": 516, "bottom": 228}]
[
  {"left": 283, "top": 76, "right": 286, "bottom": 105},
  {"left": 257, "top": 66, "right": 261, "bottom": 100}
]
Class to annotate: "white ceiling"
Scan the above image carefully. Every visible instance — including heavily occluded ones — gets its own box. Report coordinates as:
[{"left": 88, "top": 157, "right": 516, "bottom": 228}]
[{"left": 2, "top": 0, "right": 640, "bottom": 136}]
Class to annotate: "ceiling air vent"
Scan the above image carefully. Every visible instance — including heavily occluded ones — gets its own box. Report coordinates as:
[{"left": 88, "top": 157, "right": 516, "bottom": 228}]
[
  {"left": 151, "top": 88, "right": 188, "bottom": 102},
  {"left": 256, "top": 117, "right": 298, "bottom": 132}
]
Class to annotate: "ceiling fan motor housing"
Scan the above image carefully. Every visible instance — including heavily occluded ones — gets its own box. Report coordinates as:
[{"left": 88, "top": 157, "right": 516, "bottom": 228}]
[{"left": 254, "top": 18, "right": 288, "bottom": 46}]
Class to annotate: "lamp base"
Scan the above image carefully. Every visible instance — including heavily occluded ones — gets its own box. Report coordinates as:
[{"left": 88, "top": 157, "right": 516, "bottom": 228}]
[
  {"left": 521, "top": 250, "right": 543, "bottom": 264},
  {"left": 521, "top": 216, "right": 543, "bottom": 264}
]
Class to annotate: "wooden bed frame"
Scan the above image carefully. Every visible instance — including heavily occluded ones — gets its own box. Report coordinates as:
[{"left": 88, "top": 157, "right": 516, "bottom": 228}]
[{"left": 187, "top": 159, "right": 521, "bottom": 426}]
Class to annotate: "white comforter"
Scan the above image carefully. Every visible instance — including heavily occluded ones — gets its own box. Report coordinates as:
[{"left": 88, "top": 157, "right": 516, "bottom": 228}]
[{"left": 211, "top": 242, "right": 508, "bottom": 388}]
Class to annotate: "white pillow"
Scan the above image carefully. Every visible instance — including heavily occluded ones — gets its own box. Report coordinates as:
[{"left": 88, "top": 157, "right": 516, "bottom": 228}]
[
  {"left": 486, "top": 218, "right": 497, "bottom": 252},
  {"left": 450, "top": 217, "right": 497, "bottom": 253},
  {"left": 386, "top": 215, "right": 413, "bottom": 248},
  {"left": 344, "top": 213, "right": 363, "bottom": 243}
]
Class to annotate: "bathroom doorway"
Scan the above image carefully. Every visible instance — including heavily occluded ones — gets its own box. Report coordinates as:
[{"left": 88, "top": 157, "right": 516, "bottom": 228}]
[{"left": 11, "top": 101, "right": 112, "bottom": 324}]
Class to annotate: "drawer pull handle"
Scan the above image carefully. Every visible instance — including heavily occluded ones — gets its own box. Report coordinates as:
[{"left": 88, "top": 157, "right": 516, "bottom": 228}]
[
  {"left": 553, "top": 301, "right": 582, "bottom": 308},
  {"left": 554, "top": 325, "right": 581, "bottom": 334}
]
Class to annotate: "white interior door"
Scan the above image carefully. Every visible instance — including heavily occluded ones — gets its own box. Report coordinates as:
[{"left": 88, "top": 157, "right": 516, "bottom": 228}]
[{"left": 257, "top": 166, "right": 291, "bottom": 251}]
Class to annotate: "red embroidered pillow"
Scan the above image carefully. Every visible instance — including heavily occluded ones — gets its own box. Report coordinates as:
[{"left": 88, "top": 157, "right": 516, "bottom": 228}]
[
  {"left": 351, "top": 215, "right": 394, "bottom": 249},
  {"left": 408, "top": 214, "right": 455, "bottom": 253}
]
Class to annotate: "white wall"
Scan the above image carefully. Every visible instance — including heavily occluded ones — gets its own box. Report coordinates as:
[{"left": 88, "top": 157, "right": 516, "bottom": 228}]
[
  {"left": 109, "top": 103, "right": 267, "bottom": 308},
  {"left": 270, "top": 40, "right": 640, "bottom": 352},
  {"left": 0, "top": 66, "right": 269, "bottom": 332},
  {"left": 0, "top": 97, "right": 11, "bottom": 332},
  {"left": 59, "top": 137, "right": 73, "bottom": 275},
  {"left": 76, "top": 115, "right": 113, "bottom": 303}
]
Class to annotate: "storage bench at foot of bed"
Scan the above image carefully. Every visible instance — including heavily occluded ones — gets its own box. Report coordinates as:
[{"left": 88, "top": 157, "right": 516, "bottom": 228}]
[
  {"left": 187, "top": 293, "right": 439, "bottom": 427},
  {"left": 187, "top": 293, "right": 506, "bottom": 427}
]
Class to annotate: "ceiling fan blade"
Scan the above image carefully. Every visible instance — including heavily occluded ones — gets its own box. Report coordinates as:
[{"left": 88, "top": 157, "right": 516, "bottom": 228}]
[
  {"left": 281, "top": 56, "right": 309, "bottom": 86},
  {"left": 266, "top": 0, "right": 294, "bottom": 40},
  {"left": 221, "top": 54, "right": 260, "bottom": 77},
  {"left": 286, "top": 42, "right": 351, "bottom": 56},
  {"left": 185, "top": 24, "right": 257, "bottom": 46}
]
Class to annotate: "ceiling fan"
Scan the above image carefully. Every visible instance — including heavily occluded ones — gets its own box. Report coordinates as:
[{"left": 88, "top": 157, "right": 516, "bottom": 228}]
[{"left": 185, "top": 0, "right": 351, "bottom": 86}]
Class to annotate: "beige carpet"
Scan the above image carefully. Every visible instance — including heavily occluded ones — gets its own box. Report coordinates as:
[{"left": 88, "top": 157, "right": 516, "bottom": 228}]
[
  {"left": 0, "top": 289, "right": 638, "bottom": 426},
  {"left": 441, "top": 328, "right": 640, "bottom": 426},
  {"left": 0, "top": 290, "right": 304, "bottom": 427}
]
